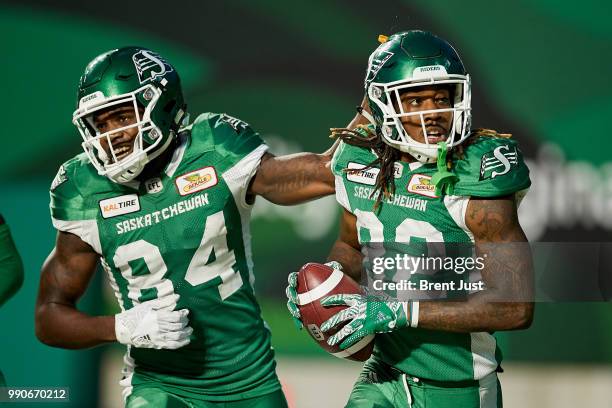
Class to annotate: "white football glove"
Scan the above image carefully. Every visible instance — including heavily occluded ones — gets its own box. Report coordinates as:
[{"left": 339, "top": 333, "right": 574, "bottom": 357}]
[{"left": 115, "top": 294, "right": 193, "bottom": 349}]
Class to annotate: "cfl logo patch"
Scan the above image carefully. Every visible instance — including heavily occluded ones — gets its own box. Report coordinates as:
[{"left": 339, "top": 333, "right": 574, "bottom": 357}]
[{"left": 307, "top": 324, "right": 325, "bottom": 341}]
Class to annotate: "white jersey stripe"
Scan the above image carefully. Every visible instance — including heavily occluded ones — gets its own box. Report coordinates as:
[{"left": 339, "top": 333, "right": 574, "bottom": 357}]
[
  {"left": 478, "top": 371, "right": 499, "bottom": 408},
  {"left": 51, "top": 218, "right": 102, "bottom": 254},
  {"left": 335, "top": 175, "right": 351, "bottom": 212},
  {"left": 470, "top": 332, "right": 499, "bottom": 380},
  {"left": 443, "top": 195, "right": 473, "bottom": 242},
  {"left": 222, "top": 143, "right": 268, "bottom": 288}
]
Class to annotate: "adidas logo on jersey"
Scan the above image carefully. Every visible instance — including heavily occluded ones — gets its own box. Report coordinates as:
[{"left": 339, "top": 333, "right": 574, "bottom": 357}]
[
  {"left": 175, "top": 167, "right": 218, "bottom": 196},
  {"left": 407, "top": 174, "right": 438, "bottom": 198}
]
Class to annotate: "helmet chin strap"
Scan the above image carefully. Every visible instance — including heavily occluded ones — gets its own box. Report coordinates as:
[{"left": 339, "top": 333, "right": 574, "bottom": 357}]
[{"left": 357, "top": 106, "right": 376, "bottom": 126}]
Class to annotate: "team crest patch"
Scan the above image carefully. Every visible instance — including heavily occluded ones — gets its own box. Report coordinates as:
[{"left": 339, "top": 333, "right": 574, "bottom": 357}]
[
  {"left": 219, "top": 114, "right": 249, "bottom": 133},
  {"left": 407, "top": 174, "right": 438, "bottom": 198},
  {"left": 479, "top": 145, "right": 519, "bottom": 180},
  {"left": 175, "top": 167, "right": 218, "bottom": 196},
  {"left": 132, "top": 50, "right": 173, "bottom": 84},
  {"left": 99, "top": 194, "right": 140, "bottom": 219},
  {"left": 51, "top": 165, "right": 67, "bottom": 191}
]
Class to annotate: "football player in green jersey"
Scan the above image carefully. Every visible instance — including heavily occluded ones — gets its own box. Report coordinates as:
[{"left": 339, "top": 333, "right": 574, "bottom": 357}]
[
  {"left": 0, "top": 213, "right": 24, "bottom": 386},
  {"left": 286, "top": 31, "right": 534, "bottom": 407},
  {"left": 34, "top": 46, "right": 365, "bottom": 408}
]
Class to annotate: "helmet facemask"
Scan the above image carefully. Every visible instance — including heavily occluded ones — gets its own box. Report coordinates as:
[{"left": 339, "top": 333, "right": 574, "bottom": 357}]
[
  {"left": 368, "top": 70, "right": 472, "bottom": 164},
  {"left": 73, "top": 84, "right": 173, "bottom": 183}
]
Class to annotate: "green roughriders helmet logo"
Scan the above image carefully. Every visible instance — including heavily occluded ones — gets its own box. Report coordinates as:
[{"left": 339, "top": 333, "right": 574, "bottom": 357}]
[
  {"left": 365, "top": 50, "right": 394, "bottom": 85},
  {"left": 132, "top": 50, "right": 173, "bottom": 84},
  {"left": 479, "top": 145, "right": 519, "bottom": 180}
]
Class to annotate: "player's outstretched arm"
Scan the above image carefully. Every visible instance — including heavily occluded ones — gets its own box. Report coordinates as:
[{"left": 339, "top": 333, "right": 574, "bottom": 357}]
[
  {"left": 249, "top": 99, "right": 371, "bottom": 205},
  {"left": 35, "top": 231, "right": 114, "bottom": 349},
  {"left": 249, "top": 149, "right": 336, "bottom": 205},
  {"left": 416, "top": 195, "right": 535, "bottom": 332},
  {"left": 0, "top": 215, "right": 24, "bottom": 308}
]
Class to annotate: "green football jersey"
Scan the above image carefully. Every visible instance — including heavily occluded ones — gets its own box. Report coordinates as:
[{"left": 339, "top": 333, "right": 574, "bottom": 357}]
[
  {"left": 332, "top": 135, "right": 530, "bottom": 382},
  {"left": 50, "top": 113, "right": 280, "bottom": 401}
]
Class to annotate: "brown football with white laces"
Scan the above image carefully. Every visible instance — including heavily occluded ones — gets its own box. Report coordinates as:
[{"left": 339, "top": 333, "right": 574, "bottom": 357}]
[{"left": 296, "top": 262, "right": 374, "bottom": 362}]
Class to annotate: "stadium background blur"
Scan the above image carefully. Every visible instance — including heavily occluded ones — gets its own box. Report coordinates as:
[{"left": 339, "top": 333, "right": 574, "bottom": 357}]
[{"left": 1, "top": 1, "right": 611, "bottom": 406}]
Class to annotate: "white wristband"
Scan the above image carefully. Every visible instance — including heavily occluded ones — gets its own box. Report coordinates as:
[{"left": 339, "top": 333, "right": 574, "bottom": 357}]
[{"left": 410, "top": 301, "right": 419, "bottom": 328}]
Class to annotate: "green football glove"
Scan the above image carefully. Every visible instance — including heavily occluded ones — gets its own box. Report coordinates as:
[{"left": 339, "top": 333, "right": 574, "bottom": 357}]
[
  {"left": 285, "top": 271, "right": 303, "bottom": 329},
  {"left": 285, "top": 261, "right": 345, "bottom": 330},
  {"left": 320, "top": 294, "right": 414, "bottom": 350}
]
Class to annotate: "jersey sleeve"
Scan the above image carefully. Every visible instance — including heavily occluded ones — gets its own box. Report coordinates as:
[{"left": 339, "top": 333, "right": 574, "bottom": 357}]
[
  {"left": 330, "top": 124, "right": 376, "bottom": 176},
  {"left": 50, "top": 158, "right": 87, "bottom": 221},
  {"left": 191, "top": 113, "right": 269, "bottom": 208},
  {"left": 49, "top": 157, "right": 102, "bottom": 253},
  {"left": 452, "top": 136, "right": 531, "bottom": 197},
  {"left": 191, "top": 112, "right": 267, "bottom": 168}
]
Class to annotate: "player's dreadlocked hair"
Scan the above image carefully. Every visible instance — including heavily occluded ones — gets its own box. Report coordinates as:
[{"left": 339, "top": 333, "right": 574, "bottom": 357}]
[{"left": 331, "top": 124, "right": 511, "bottom": 210}]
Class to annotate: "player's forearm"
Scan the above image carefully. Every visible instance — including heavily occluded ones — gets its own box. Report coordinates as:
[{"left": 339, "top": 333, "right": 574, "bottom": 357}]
[
  {"left": 255, "top": 153, "right": 335, "bottom": 205},
  {"left": 327, "top": 240, "right": 363, "bottom": 282},
  {"left": 430, "top": 196, "right": 534, "bottom": 332},
  {"left": 414, "top": 244, "right": 534, "bottom": 332},
  {"left": 416, "top": 297, "right": 534, "bottom": 332},
  {"left": 35, "top": 303, "right": 116, "bottom": 349}
]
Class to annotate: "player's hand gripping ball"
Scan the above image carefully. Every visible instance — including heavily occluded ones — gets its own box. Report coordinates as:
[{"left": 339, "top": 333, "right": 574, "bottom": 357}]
[{"left": 286, "top": 262, "right": 374, "bottom": 361}]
